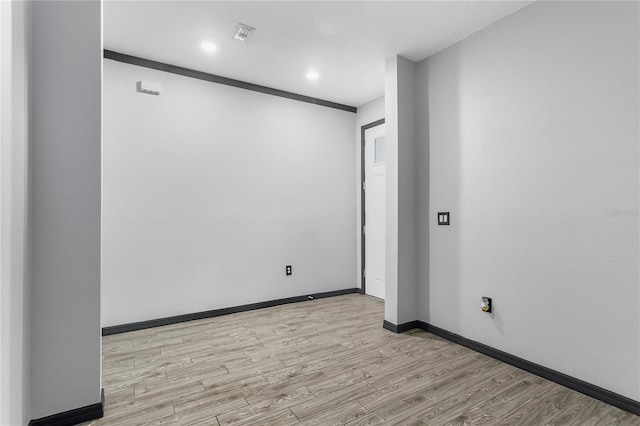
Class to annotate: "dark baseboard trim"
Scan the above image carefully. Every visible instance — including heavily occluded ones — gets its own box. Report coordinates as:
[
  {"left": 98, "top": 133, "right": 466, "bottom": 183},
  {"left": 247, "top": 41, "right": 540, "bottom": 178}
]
[
  {"left": 356, "top": 287, "right": 364, "bottom": 294},
  {"left": 103, "top": 288, "right": 358, "bottom": 336},
  {"left": 103, "top": 50, "right": 357, "bottom": 114},
  {"left": 29, "top": 388, "right": 104, "bottom": 426},
  {"left": 418, "top": 322, "right": 640, "bottom": 416},
  {"left": 382, "top": 320, "right": 420, "bottom": 333},
  {"left": 382, "top": 320, "right": 397, "bottom": 332}
]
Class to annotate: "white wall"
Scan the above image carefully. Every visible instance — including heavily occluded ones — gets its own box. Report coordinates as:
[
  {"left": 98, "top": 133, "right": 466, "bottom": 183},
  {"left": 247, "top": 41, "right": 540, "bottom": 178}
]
[
  {"left": 30, "top": 0, "right": 102, "bottom": 419},
  {"left": 419, "top": 1, "right": 639, "bottom": 400},
  {"left": 385, "top": 57, "right": 400, "bottom": 324},
  {"left": 355, "top": 96, "right": 384, "bottom": 290},
  {"left": 102, "top": 59, "right": 357, "bottom": 327},
  {"left": 0, "top": 1, "right": 30, "bottom": 424}
]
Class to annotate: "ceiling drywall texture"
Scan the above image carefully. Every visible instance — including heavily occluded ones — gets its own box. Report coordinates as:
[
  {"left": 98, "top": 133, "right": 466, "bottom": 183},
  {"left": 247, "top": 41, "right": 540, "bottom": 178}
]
[{"left": 104, "top": 1, "right": 534, "bottom": 107}]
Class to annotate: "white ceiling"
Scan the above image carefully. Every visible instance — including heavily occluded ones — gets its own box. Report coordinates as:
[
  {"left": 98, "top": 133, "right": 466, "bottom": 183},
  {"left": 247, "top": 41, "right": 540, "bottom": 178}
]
[{"left": 104, "top": 1, "right": 534, "bottom": 107}]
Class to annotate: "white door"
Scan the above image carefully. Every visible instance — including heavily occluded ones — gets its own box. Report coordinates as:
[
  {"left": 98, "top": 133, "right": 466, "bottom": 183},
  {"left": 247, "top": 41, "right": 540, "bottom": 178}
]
[{"left": 364, "top": 124, "right": 385, "bottom": 300}]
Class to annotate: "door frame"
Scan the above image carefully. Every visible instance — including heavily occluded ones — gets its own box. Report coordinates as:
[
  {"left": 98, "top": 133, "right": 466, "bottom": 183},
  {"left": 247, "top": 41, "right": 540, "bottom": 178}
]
[{"left": 360, "top": 118, "right": 385, "bottom": 295}]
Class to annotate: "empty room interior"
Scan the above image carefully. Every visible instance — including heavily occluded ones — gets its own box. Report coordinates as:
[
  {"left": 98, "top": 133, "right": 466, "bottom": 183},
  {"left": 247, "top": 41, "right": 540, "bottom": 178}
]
[{"left": 1, "top": 0, "right": 640, "bottom": 425}]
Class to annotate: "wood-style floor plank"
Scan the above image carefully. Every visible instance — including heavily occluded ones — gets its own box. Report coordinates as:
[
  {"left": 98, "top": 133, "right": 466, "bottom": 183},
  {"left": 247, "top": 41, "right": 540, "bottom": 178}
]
[{"left": 82, "top": 294, "right": 639, "bottom": 425}]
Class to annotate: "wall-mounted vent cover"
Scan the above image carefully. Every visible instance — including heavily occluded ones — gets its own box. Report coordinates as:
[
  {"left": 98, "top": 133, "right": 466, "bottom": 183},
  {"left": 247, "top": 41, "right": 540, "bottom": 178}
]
[
  {"left": 136, "top": 80, "right": 161, "bottom": 95},
  {"left": 234, "top": 23, "right": 255, "bottom": 42}
]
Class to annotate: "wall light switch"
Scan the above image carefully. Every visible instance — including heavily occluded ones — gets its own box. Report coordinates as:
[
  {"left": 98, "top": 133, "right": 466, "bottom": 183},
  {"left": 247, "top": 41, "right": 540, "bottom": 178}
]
[{"left": 438, "top": 212, "right": 450, "bottom": 225}]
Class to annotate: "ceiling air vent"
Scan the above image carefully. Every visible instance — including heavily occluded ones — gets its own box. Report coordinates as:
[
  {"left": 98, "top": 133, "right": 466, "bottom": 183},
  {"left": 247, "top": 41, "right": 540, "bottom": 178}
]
[{"left": 234, "top": 23, "right": 255, "bottom": 42}]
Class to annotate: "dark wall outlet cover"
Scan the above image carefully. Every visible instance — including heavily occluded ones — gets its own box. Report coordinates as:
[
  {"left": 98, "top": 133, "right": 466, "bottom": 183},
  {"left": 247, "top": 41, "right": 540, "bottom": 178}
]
[{"left": 286, "top": 265, "right": 292, "bottom": 276}]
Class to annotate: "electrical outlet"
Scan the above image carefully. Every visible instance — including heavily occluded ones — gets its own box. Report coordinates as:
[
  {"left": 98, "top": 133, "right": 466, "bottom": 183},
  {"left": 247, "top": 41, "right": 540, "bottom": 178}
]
[
  {"left": 481, "top": 297, "right": 492, "bottom": 313},
  {"left": 286, "top": 265, "right": 292, "bottom": 276}
]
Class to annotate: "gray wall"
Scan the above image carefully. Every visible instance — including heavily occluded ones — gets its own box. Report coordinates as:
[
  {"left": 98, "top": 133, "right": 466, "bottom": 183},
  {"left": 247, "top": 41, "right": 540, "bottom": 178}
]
[
  {"left": 0, "top": 1, "right": 30, "bottom": 424},
  {"left": 395, "top": 57, "right": 419, "bottom": 324},
  {"left": 102, "top": 59, "right": 357, "bottom": 327},
  {"left": 30, "top": 0, "right": 102, "bottom": 418},
  {"left": 355, "top": 96, "right": 385, "bottom": 290},
  {"left": 384, "top": 56, "right": 419, "bottom": 324},
  {"left": 418, "top": 1, "right": 639, "bottom": 400}
]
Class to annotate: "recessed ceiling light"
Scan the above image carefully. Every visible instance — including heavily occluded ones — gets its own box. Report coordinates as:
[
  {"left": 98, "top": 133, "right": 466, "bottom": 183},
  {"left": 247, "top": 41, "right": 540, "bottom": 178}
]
[
  {"left": 234, "top": 23, "right": 255, "bottom": 42},
  {"left": 200, "top": 42, "right": 217, "bottom": 53},
  {"left": 306, "top": 70, "right": 320, "bottom": 82}
]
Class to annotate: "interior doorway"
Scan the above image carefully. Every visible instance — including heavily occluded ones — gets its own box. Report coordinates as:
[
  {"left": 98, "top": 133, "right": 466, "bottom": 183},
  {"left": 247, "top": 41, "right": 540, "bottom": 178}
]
[{"left": 361, "top": 120, "right": 385, "bottom": 299}]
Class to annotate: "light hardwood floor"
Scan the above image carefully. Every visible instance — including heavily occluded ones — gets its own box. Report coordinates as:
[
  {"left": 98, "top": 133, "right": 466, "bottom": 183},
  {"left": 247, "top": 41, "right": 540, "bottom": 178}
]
[{"left": 85, "top": 294, "right": 640, "bottom": 425}]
